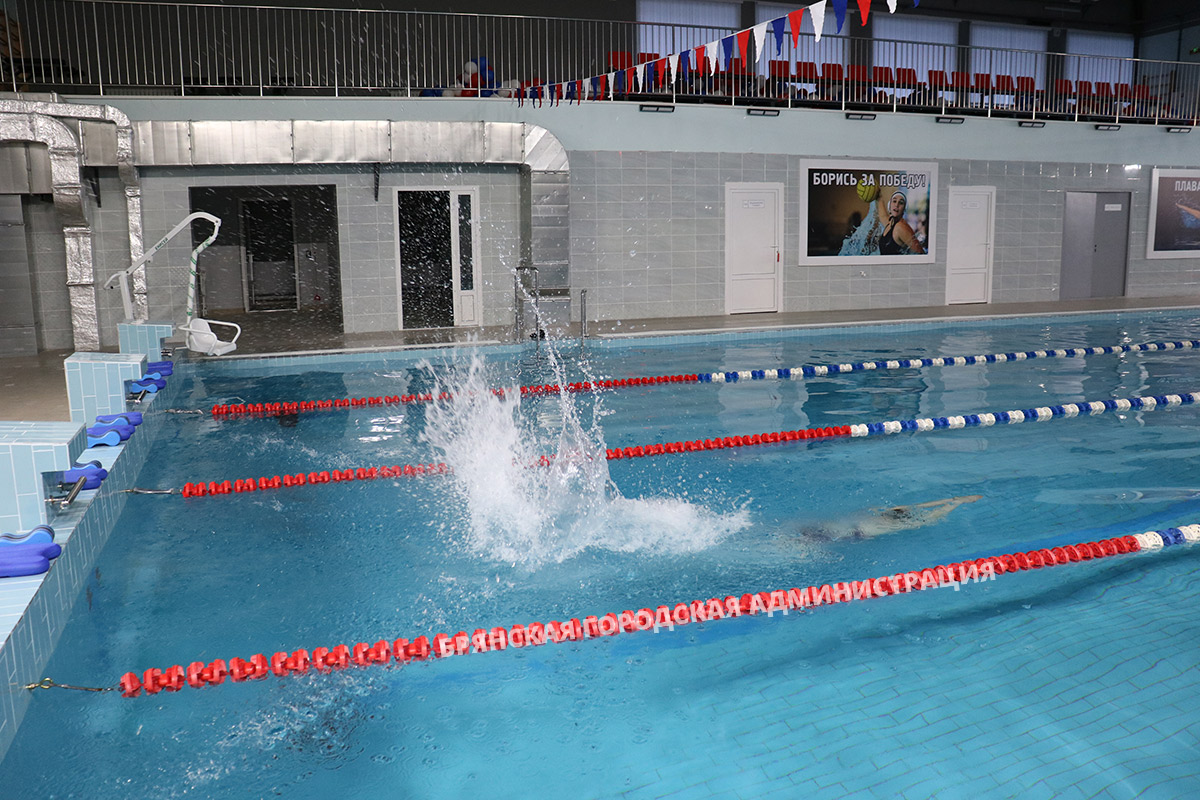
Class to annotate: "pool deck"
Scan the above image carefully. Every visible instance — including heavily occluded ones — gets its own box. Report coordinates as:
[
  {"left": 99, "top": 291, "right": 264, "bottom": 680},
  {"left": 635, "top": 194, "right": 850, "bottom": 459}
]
[{"left": 5, "top": 296, "right": 1200, "bottom": 423}]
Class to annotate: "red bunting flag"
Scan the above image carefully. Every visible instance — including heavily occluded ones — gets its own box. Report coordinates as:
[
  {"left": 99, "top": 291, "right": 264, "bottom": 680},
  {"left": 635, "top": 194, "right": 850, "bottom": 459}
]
[
  {"left": 857, "top": 0, "right": 870, "bottom": 25},
  {"left": 736, "top": 29, "right": 751, "bottom": 66},
  {"left": 788, "top": 9, "right": 805, "bottom": 48},
  {"left": 694, "top": 45, "right": 706, "bottom": 74}
]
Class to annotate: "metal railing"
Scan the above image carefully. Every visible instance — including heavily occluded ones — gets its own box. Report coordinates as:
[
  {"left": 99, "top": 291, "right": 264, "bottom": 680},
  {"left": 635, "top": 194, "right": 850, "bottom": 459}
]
[{"left": 2, "top": 0, "right": 1197, "bottom": 125}]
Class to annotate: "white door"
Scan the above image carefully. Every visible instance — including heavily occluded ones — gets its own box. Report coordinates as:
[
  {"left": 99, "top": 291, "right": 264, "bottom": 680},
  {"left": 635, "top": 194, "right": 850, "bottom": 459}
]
[
  {"left": 725, "top": 183, "right": 783, "bottom": 314},
  {"left": 945, "top": 186, "right": 995, "bottom": 304}
]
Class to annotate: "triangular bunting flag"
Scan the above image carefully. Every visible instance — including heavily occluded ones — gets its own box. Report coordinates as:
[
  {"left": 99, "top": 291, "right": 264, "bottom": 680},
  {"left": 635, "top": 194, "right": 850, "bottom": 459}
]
[
  {"left": 630, "top": 65, "right": 640, "bottom": 93},
  {"left": 604, "top": 72, "right": 613, "bottom": 99},
  {"left": 721, "top": 35, "right": 735, "bottom": 70},
  {"left": 787, "top": 9, "right": 805, "bottom": 48},
  {"left": 668, "top": 53, "right": 679, "bottom": 84},
  {"left": 771, "top": 17, "right": 786, "bottom": 55},
  {"left": 680, "top": 49, "right": 692, "bottom": 76},
  {"left": 657, "top": 58, "right": 668, "bottom": 88},
  {"left": 832, "top": 0, "right": 848, "bottom": 32},
  {"left": 752, "top": 22, "right": 769, "bottom": 66},
  {"left": 857, "top": 0, "right": 871, "bottom": 25},
  {"left": 887, "top": 0, "right": 897, "bottom": 11},
  {"left": 706, "top": 42, "right": 720, "bottom": 73},
  {"left": 811, "top": 1, "right": 827, "bottom": 42},
  {"left": 736, "top": 29, "right": 751, "bottom": 68}
]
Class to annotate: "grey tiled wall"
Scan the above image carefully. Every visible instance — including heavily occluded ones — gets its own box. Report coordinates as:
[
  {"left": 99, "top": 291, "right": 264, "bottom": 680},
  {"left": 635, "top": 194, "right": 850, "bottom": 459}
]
[
  {"left": 21, "top": 153, "right": 1200, "bottom": 347},
  {"left": 569, "top": 152, "right": 1200, "bottom": 321},
  {"left": 25, "top": 198, "right": 72, "bottom": 351}
]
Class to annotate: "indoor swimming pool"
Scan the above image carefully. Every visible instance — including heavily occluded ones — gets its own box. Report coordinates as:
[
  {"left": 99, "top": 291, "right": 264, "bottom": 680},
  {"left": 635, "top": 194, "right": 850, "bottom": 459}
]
[{"left": 3, "top": 310, "right": 1200, "bottom": 798}]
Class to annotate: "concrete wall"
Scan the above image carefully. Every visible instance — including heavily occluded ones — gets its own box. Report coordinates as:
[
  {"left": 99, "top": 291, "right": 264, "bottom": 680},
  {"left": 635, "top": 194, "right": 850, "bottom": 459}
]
[{"left": 134, "top": 163, "right": 523, "bottom": 335}]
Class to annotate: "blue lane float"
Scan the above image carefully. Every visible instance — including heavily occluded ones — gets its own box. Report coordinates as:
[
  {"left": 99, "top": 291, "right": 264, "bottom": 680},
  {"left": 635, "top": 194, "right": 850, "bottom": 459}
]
[
  {"left": 0, "top": 525, "right": 61, "bottom": 578},
  {"left": 845, "top": 392, "right": 1200, "bottom": 439},
  {"left": 696, "top": 339, "right": 1200, "bottom": 384}
]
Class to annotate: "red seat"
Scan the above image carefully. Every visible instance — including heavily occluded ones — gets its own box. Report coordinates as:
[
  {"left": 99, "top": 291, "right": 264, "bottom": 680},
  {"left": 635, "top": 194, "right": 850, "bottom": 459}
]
[
  {"left": 795, "top": 61, "right": 820, "bottom": 82},
  {"left": 1015, "top": 76, "right": 1036, "bottom": 93},
  {"left": 769, "top": 60, "right": 792, "bottom": 79},
  {"left": 1094, "top": 82, "right": 1114, "bottom": 98},
  {"left": 1054, "top": 78, "right": 1074, "bottom": 95},
  {"left": 607, "top": 51, "right": 633, "bottom": 71},
  {"left": 1076, "top": 80, "right": 1094, "bottom": 96},
  {"left": 993, "top": 74, "right": 1016, "bottom": 94},
  {"left": 894, "top": 67, "right": 920, "bottom": 89},
  {"left": 847, "top": 64, "right": 871, "bottom": 84},
  {"left": 973, "top": 73, "right": 992, "bottom": 91},
  {"left": 950, "top": 71, "right": 971, "bottom": 89},
  {"left": 821, "top": 62, "right": 844, "bottom": 82},
  {"left": 872, "top": 66, "right": 895, "bottom": 86},
  {"left": 638, "top": 52, "right": 659, "bottom": 63},
  {"left": 1115, "top": 83, "right": 1133, "bottom": 99},
  {"left": 1132, "top": 84, "right": 1151, "bottom": 100},
  {"left": 927, "top": 70, "right": 949, "bottom": 89},
  {"left": 723, "top": 57, "right": 748, "bottom": 75}
]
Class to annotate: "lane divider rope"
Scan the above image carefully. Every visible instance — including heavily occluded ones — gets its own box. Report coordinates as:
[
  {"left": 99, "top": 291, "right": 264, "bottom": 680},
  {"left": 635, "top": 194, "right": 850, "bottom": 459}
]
[
  {"left": 205, "top": 339, "right": 1200, "bottom": 420},
  {"left": 175, "top": 390, "right": 1200, "bottom": 497},
  {"left": 111, "top": 524, "right": 1200, "bottom": 698}
]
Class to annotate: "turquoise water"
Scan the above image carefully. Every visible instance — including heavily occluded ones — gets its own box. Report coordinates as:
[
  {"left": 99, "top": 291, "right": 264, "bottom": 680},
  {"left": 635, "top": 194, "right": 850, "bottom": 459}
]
[{"left": 4, "top": 312, "right": 1200, "bottom": 798}]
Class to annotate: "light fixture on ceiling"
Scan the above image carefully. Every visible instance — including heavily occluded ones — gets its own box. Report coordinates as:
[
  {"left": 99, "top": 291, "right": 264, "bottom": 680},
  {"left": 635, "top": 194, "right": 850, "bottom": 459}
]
[
  {"left": 1094, "top": 123, "right": 1121, "bottom": 131},
  {"left": 936, "top": 115, "right": 964, "bottom": 124},
  {"left": 1167, "top": 126, "right": 1192, "bottom": 133},
  {"left": 746, "top": 107, "right": 780, "bottom": 117},
  {"left": 1019, "top": 120, "right": 1046, "bottom": 128},
  {"left": 845, "top": 112, "right": 876, "bottom": 121},
  {"left": 638, "top": 103, "right": 675, "bottom": 113}
]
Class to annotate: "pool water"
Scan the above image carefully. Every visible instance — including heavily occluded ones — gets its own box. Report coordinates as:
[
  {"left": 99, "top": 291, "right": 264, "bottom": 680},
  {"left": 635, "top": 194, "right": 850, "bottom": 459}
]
[{"left": 4, "top": 311, "right": 1200, "bottom": 798}]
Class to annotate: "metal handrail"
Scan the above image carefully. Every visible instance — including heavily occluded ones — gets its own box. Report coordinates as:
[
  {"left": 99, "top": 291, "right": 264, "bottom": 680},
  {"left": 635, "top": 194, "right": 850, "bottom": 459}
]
[{"left": 3, "top": 0, "right": 1197, "bottom": 125}]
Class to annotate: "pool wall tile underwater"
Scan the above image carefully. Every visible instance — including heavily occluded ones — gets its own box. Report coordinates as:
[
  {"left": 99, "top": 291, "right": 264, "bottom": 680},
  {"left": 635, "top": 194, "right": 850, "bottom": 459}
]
[{"left": 0, "top": 376, "right": 184, "bottom": 760}]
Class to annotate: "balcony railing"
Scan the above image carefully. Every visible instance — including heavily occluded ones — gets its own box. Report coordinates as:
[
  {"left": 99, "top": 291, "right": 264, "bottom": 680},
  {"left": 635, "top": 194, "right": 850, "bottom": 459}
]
[{"left": 2, "top": 0, "right": 1197, "bottom": 125}]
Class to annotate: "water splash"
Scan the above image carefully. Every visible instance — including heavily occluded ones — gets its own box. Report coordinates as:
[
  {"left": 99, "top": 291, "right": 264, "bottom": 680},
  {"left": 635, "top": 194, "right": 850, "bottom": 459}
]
[
  {"left": 420, "top": 350, "right": 749, "bottom": 566},
  {"left": 839, "top": 199, "right": 882, "bottom": 256}
]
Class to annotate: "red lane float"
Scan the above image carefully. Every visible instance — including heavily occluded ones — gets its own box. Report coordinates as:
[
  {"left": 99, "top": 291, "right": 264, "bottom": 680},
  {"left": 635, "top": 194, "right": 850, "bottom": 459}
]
[
  {"left": 208, "top": 376, "right": 706, "bottom": 419},
  {"left": 180, "top": 463, "right": 450, "bottom": 497},
  {"left": 116, "top": 533, "right": 1144, "bottom": 697},
  {"left": 604, "top": 424, "right": 853, "bottom": 461},
  {"left": 177, "top": 422, "right": 850, "bottom": 498}
]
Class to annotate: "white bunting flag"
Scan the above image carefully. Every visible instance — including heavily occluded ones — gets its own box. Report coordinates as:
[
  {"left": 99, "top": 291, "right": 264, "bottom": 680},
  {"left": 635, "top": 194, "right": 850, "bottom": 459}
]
[
  {"left": 707, "top": 41, "right": 721, "bottom": 73},
  {"left": 668, "top": 53, "right": 679, "bottom": 84},
  {"left": 887, "top": 0, "right": 898, "bottom": 11},
  {"left": 752, "top": 22, "right": 769, "bottom": 67},
  {"left": 810, "top": 1, "right": 827, "bottom": 42}
]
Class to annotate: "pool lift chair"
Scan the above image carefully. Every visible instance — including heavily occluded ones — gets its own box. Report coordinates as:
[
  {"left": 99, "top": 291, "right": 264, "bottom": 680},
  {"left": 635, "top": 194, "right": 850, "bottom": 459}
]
[{"left": 104, "top": 212, "right": 241, "bottom": 356}]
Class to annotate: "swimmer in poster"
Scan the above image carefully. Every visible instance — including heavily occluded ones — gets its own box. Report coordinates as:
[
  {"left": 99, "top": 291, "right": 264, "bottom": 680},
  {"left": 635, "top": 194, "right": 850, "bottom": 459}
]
[
  {"left": 804, "top": 164, "right": 934, "bottom": 259},
  {"left": 1151, "top": 171, "right": 1200, "bottom": 253}
]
